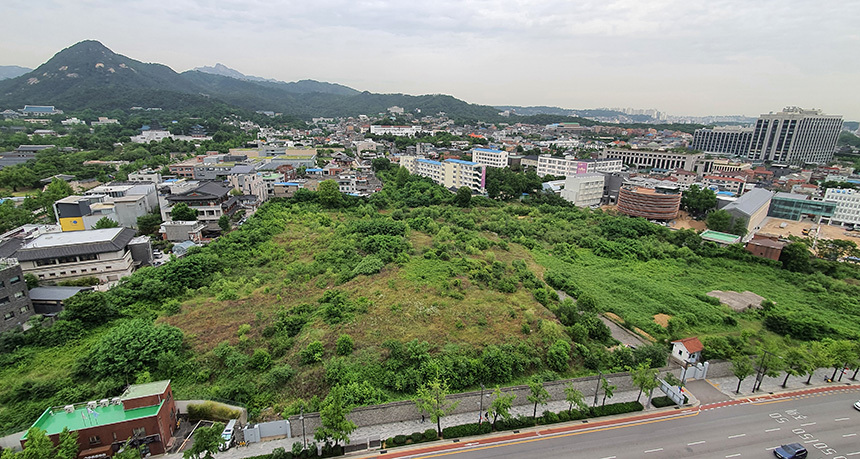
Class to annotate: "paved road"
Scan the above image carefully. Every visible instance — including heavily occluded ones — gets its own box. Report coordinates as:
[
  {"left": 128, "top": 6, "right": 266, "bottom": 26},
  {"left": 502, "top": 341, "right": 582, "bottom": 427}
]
[{"left": 392, "top": 388, "right": 860, "bottom": 459}]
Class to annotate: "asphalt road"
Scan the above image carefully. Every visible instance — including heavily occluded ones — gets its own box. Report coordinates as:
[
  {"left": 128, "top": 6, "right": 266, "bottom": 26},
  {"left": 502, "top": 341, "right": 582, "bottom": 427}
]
[{"left": 403, "top": 390, "right": 860, "bottom": 459}]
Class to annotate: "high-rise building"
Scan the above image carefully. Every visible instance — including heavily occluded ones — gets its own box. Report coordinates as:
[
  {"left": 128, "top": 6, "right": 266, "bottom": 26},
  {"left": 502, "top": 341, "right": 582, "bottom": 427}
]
[
  {"left": 691, "top": 126, "right": 753, "bottom": 156},
  {"left": 747, "top": 107, "right": 842, "bottom": 165}
]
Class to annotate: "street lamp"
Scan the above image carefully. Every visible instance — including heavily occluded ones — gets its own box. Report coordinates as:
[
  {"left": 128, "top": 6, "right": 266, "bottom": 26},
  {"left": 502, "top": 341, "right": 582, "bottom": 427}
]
[
  {"left": 299, "top": 407, "right": 306, "bottom": 450},
  {"left": 478, "top": 383, "right": 485, "bottom": 423}
]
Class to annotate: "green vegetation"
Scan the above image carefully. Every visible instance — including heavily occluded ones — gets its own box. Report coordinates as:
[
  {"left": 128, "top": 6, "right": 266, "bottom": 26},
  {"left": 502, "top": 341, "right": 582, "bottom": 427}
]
[{"left": 2, "top": 167, "right": 860, "bottom": 436}]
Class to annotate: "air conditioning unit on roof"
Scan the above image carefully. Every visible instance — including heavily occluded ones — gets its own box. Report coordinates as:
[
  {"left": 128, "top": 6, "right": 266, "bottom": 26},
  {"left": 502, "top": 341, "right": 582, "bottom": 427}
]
[
  {"left": 99, "top": 399, "right": 109, "bottom": 407},
  {"left": 63, "top": 405, "right": 74, "bottom": 413}
]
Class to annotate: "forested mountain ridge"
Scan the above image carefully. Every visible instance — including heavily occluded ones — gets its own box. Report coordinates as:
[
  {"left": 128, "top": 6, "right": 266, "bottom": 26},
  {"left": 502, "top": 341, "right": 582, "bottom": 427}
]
[{"left": 0, "top": 40, "right": 500, "bottom": 120}]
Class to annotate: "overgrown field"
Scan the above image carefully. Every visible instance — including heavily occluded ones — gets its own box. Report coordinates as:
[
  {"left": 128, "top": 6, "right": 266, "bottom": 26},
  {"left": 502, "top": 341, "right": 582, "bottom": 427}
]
[{"left": 2, "top": 173, "right": 859, "bottom": 433}]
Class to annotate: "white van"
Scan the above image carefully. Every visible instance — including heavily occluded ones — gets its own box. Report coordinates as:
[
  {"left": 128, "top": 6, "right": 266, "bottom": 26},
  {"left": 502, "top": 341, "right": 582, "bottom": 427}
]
[{"left": 219, "top": 419, "right": 238, "bottom": 451}]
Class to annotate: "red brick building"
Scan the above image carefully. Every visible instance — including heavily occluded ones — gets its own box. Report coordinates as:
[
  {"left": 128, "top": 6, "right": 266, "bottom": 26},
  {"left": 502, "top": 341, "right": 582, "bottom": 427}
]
[{"left": 22, "top": 380, "right": 178, "bottom": 458}]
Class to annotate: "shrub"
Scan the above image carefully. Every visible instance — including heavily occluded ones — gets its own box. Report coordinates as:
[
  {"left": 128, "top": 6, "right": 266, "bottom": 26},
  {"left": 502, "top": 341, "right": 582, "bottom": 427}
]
[
  {"left": 495, "top": 415, "right": 536, "bottom": 431},
  {"left": 187, "top": 401, "right": 242, "bottom": 422},
  {"left": 442, "top": 422, "right": 492, "bottom": 439},
  {"left": 393, "top": 434, "right": 407, "bottom": 445},
  {"left": 335, "top": 334, "right": 354, "bottom": 356},
  {"left": 411, "top": 431, "right": 423, "bottom": 443},
  {"left": 591, "top": 401, "right": 644, "bottom": 417},
  {"left": 423, "top": 428, "right": 438, "bottom": 441},
  {"left": 651, "top": 396, "right": 686, "bottom": 408},
  {"left": 540, "top": 410, "right": 559, "bottom": 424},
  {"left": 300, "top": 341, "right": 325, "bottom": 364}
]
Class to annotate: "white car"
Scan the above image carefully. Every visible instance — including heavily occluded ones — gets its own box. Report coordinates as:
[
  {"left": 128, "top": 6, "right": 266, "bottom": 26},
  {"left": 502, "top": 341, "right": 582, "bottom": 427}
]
[{"left": 854, "top": 400, "right": 860, "bottom": 411}]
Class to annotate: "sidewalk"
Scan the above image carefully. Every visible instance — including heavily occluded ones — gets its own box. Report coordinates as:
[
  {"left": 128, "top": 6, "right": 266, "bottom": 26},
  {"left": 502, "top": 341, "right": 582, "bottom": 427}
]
[{"left": 705, "top": 367, "right": 856, "bottom": 399}]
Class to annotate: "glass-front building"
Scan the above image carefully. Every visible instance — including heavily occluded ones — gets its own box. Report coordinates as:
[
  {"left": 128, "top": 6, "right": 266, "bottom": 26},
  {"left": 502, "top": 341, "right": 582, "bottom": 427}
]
[{"left": 768, "top": 192, "right": 836, "bottom": 221}]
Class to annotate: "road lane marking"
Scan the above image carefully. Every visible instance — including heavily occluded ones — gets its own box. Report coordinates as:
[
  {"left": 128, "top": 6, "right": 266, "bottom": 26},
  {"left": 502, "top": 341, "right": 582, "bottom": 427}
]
[
  {"left": 800, "top": 422, "right": 816, "bottom": 426},
  {"left": 765, "top": 428, "right": 780, "bottom": 432},
  {"left": 644, "top": 448, "right": 663, "bottom": 453},
  {"left": 846, "top": 452, "right": 860, "bottom": 456},
  {"left": 728, "top": 434, "right": 746, "bottom": 439},
  {"left": 835, "top": 417, "right": 850, "bottom": 422},
  {"left": 844, "top": 433, "right": 857, "bottom": 437},
  {"left": 688, "top": 441, "right": 706, "bottom": 446},
  {"left": 600, "top": 456, "right": 616, "bottom": 459},
  {"left": 726, "top": 454, "right": 741, "bottom": 458}
]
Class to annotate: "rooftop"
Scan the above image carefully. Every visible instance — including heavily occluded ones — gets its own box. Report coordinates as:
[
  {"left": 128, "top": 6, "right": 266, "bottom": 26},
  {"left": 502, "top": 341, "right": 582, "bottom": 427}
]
[
  {"left": 700, "top": 230, "right": 742, "bottom": 245},
  {"left": 120, "top": 380, "right": 170, "bottom": 400},
  {"left": 26, "top": 401, "right": 163, "bottom": 438},
  {"left": 724, "top": 188, "right": 774, "bottom": 216},
  {"left": 672, "top": 336, "right": 704, "bottom": 353},
  {"left": 15, "top": 228, "right": 137, "bottom": 262},
  {"left": 28, "top": 286, "right": 92, "bottom": 302},
  {"left": 444, "top": 159, "right": 479, "bottom": 166}
]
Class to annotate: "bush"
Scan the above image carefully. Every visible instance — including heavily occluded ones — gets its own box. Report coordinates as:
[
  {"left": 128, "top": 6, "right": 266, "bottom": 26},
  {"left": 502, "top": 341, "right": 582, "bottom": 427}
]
[
  {"left": 411, "top": 431, "right": 423, "bottom": 443},
  {"left": 495, "top": 415, "right": 536, "bottom": 431},
  {"left": 423, "top": 428, "right": 438, "bottom": 441},
  {"left": 187, "top": 401, "right": 242, "bottom": 422},
  {"left": 393, "top": 434, "right": 407, "bottom": 446},
  {"left": 442, "top": 422, "right": 492, "bottom": 439},
  {"left": 335, "top": 334, "right": 354, "bottom": 356},
  {"left": 651, "top": 396, "right": 686, "bottom": 408},
  {"left": 590, "top": 401, "right": 644, "bottom": 417},
  {"left": 300, "top": 341, "right": 325, "bottom": 364}
]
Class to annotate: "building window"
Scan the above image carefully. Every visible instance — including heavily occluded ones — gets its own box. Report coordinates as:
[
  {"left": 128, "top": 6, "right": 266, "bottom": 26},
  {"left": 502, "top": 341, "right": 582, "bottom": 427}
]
[
  {"left": 8, "top": 276, "right": 20, "bottom": 284},
  {"left": 3, "top": 311, "right": 13, "bottom": 320},
  {"left": 89, "top": 436, "right": 101, "bottom": 445},
  {"left": 19, "top": 306, "right": 28, "bottom": 314},
  {"left": 133, "top": 427, "right": 146, "bottom": 437},
  {"left": 0, "top": 297, "right": 8, "bottom": 305},
  {"left": 14, "top": 291, "right": 24, "bottom": 299}
]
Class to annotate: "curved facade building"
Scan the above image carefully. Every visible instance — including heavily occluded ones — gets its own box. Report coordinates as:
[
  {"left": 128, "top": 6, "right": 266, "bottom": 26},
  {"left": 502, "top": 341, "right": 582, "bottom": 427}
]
[{"left": 617, "top": 185, "right": 681, "bottom": 220}]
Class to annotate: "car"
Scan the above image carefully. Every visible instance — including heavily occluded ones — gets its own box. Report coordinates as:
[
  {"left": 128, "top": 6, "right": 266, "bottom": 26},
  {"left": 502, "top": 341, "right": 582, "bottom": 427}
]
[
  {"left": 854, "top": 399, "right": 860, "bottom": 411},
  {"left": 774, "top": 443, "right": 807, "bottom": 459}
]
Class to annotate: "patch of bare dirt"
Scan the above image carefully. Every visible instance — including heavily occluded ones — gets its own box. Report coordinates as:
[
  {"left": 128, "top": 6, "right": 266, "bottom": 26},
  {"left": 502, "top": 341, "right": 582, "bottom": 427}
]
[{"left": 653, "top": 313, "right": 670, "bottom": 327}]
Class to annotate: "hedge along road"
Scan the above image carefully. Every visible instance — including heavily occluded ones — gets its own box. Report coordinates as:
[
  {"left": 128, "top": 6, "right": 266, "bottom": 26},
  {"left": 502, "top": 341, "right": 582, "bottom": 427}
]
[{"left": 359, "top": 385, "right": 860, "bottom": 459}]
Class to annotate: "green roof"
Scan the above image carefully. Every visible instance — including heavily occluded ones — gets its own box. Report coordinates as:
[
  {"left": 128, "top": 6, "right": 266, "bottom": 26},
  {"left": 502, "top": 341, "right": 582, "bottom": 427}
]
[
  {"left": 120, "top": 380, "right": 170, "bottom": 400},
  {"left": 700, "top": 230, "right": 741, "bottom": 244},
  {"left": 25, "top": 401, "right": 163, "bottom": 438}
]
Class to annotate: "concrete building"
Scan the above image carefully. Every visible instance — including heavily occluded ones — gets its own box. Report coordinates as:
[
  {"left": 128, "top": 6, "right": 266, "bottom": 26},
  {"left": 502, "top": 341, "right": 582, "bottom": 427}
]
[
  {"left": 471, "top": 148, "right": 509, "bottom": 168},
  {"left": 824, "top": 188, "right": 860, "bottom": 226},
  {"left": 0, "top": 260, "right": 32, "bottom": 333},
  {"left": 159, "top": 221, "right": 206, "bottom": 243},
  {"left": 723, "top": 188, "right": 774, "bottom": 234},
  {"left": 560, "top": 173, "right": 605, "bottom": 207},
  {"left": 400, "top": 156, "right": 486, "bottom": 193},
  {"left": 768, "top": 192, "right": 836, "bottom": 222},
  {"left": 28, "top": 285, "right": 93, "bottom": 315},
  {"left": 128, "top": 170, "right": 162, "bottom": 183},
  {"left": 536, "top": 155, "right": 622, "bottom": 177},
  {"left": 369, "top": 125, "right": 422, "bottom": 136},
  {"left": 691, "top": 126, "right": 753, "bottom": 156},
  {"left": 745, "top": 236, "right": 786, "bottom": 261},
  {"left": 747, "top": 107, "right": 842, "bottom": 165},
  {"left": 702, "top": 175, "right": 745, "bottom": 195},
  {"left": 228, "top": 169, "right": 267, "bottom": 203},
  {"left": 163, "top": 182, "right": 238, "bottom": 231},
  {"left": 600, "top": 148, "right": 702, "bottom": 171},
  {"left": 13, "top": 228, "right": 148, "bottom": 284},
  {"left": 616, "top": 184, "right": 681, "bottom": 220},
  {"left": 23, "top": 380, "right": 178, "bottom": 457}
]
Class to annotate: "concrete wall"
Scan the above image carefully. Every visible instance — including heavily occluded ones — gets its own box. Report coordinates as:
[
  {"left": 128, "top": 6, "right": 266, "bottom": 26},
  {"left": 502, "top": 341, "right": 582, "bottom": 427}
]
[{"left": 288, "top": 366, "right": 685, "bottom": 433}]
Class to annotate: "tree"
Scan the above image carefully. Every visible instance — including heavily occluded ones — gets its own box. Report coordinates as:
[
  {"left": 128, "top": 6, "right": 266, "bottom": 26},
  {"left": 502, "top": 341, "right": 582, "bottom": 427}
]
[
  {"left": 0, "top": 166, "right": 37, "bottom": 192},
  {"left": 371, "top": 157, "right": 391, "bottom": 173},
  {"left": 782, "top": 347, "right": 812, "bottom": 388},
  {"left": 779, "top": 243, "right": 811, "bottom": 273},
  {"left": 826, "top": 339, "right": 856, "bottom": 381},
  {"left": 730, "top": 218, "right": 748, "bottom": 237},
  {"left": 315, "top": 385, "right": 357, "bottom": 447},
  {"left": 218, "top": 214, "right": 230, "bottom": 232},
  {"left": 0, "top": 200, "right": 36, "bottom": 233},
  {"left": 527, "top": 378, "right": 550, "bottom": 418},
  {"left": 414, "top": 379, "right": 460, "bottom": 436},
  {"left": 93, "top": 216, "right": 119, "bottom": 229},
  {"left": 17, "top": 427, "right": 56, "bottom": 459},
  {"left": 395, "top": 167, "right": 410, "bottom": 188},
  {"left": 55, "top": 428, "right": 79, "bottom": 459},
  {"left": 455, "top": 186, "right": 471, "bottom": 207},
  {"left": 681, "top": 185, "right": 716, "bottom": 218},
  {"left": 82, "top": 319, "right": 184, "bottom": 380},
  {"left": 61, "top": 290, "right": 117, "bottom": 325},
  {"left": 170, "top": 203, "right": 197, "bottom": 221},
  {"left": 563, "top": 383, "right": 588, "bottom": 414},
  {"left": 183, "top": 422, "right": 224, "bottom": 459},
  {"left": 487, "top": 387, "right": 516, "bottom": 430},
  {"left": 731, "top": 355, "right": 754, "bottom": 393},
  {"left": 136, "top": 212, "right": 162, "bottom": 235},
  {"left": 630, "top": 362, "right": 659, "bottom": 404},
  {"left": 600, "top": 376, "right": 616, "bottom": 406},
  {"left": 318, "top": 180, "right": 342, "bottom": 208},
  {"left": 705, "top": 209, "right": 732, "bottom": 232},
  {"left": 806, "top": 341, "right": 833, "bottom": 384}
]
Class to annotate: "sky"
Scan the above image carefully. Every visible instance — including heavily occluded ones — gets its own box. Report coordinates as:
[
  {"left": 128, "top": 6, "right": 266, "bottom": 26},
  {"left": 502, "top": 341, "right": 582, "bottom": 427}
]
[{"left": 1, "top": 0, "right": 859, "bottom": 120}]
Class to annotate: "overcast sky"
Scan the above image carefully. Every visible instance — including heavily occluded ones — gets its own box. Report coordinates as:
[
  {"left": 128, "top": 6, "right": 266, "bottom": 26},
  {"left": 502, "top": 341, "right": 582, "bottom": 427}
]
[{"left": 2, "top": 0, "right": 858, "bottom": 120}]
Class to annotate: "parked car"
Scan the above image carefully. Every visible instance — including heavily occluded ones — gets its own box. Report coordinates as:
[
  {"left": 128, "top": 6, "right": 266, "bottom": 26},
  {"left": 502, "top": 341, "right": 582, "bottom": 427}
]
[
  {"left": 219, "top": 419, "right": 238, "bottom": 451},
  {"left": 854, "top": 399, "right": 860, "bottom": 411},
  {"left": 774, "top": 443, "right": 807, "bottom": 459}
]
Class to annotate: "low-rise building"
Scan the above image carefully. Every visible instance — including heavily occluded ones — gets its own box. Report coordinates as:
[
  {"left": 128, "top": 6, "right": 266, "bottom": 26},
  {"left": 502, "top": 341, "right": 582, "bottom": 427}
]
[
  {"left": 22, "top": 380, "right": 178, "bottom": 457},
  {"left": 616, "top": 184, "right": 681, "bottom": 220},
  {"left": 159, "top": 221, "right": 206, "bottom": 243},
  {"left": 600, "top": 148, "right": 702, "bottom": 171},
  {"left": 400, "top": 156, "right": 486, "bottom": 192},
  {"left": 471, "top": 148, "right": 509, "bottom": 168},
  {"left": 723, "top": 188, "right": 774, "bottom": 234},
  {"left": 768, "top": 192, "right": 836, "bottom": 222},
  {"left": 370, "top": 125, "right": 422, "bottom": 136},
  {"left": 824, "top": 188, "right": 860, "bottom": 226},
  {"left": 703, "top": 175, "right": 745, "bottom": 196},
  {"left": 164, "top": 182, "right": 237, "bottom": 232},
  {"left": 560, "top": 173, "right": 605, "bottom": 207}
]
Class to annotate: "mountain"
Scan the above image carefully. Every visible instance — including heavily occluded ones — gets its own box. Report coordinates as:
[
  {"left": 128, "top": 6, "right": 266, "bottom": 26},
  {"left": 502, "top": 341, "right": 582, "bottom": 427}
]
[
  {"left": 191, "top": 63, "right": 359, "bottom": 96},
  {"left": 0, "top": 40, "right": 498, "bottom": 120},
  {"left": 0, "top": 65, "right": 31, "bottom": 80}
]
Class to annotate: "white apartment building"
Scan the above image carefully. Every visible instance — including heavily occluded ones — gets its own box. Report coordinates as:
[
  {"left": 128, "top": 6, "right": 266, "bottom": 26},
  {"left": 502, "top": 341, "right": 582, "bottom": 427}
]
[
  {"left": 824, "top": 188, "right": 860, "bottom": 226},
  {"left": 691, "top": 126, "right": 753, "bottom": 156},
  {"left": 400, "top": 156, "right": 485, "bottom": 192},
  {"left": 471, "top": 148, "right": 509, "bottom": 168},
  {"left": 369, "top": 125, "right": 422, "bottom": 137},
  {"left": 747, "top": 107, "right": 843, "bottom": 165},
  {"left": 560, "top": 174, "right": 605, "bottom": 207},
  {"left": 536, "top": 155, "right": 622, "bottom": 177}
]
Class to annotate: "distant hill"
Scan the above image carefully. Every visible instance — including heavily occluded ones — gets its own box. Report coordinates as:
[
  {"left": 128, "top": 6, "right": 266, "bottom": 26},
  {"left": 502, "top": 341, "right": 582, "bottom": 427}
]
[
  {"left": 0, "top": 40, "right": 498, "bottom": 120},
  {"left": 0, "top": 65, "right": 31, "bottom": 80},
  {"left": 192, "top": 63, "right": 359, "bottom": 96}
]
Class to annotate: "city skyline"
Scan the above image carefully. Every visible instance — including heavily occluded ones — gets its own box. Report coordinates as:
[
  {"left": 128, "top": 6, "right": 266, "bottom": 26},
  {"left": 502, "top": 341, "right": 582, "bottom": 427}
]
[{"left": 1, "top": 0, "right": 858, "bottom": 120}]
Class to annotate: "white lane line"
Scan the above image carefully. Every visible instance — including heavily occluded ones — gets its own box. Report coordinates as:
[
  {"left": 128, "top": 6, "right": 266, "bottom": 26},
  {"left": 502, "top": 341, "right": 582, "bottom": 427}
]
[
  {"left": 600, "top": 457, "right": 616, "bottom": 459},
  {"left": 766, "top": 446, "right": 778, "bottom": 451},
  {"left": 726, "top": 454, "right": 741, "bottom": 458},
  {"left": 835, "top": 417, "right": 850, "bottom": 422},
  {"left": 688, "top": 441, "right": 706, "bottom": 446},
  {"left": 765, "top": 428, "right": 780, "bottom": 432},
  {"left": 846, "top": 452, "right": 860, "bottom": 456},
  {"left": 644, "top": 448, "right": 664, "bottom": 453},
  {"left": 728, "top": 434, "right": 746, "bottom": 439},
  {"left": 800, "top": 422, "right": 816, "bottom": 426},
  {"left": 844, "top": 433, "right": 857, "bottom": 437}
]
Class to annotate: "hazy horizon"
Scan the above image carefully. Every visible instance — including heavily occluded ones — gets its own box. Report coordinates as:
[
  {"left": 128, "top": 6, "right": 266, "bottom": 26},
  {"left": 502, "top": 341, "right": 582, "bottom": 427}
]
[{"left": 1, "top": 0, "right": 858, "bottom": 120}]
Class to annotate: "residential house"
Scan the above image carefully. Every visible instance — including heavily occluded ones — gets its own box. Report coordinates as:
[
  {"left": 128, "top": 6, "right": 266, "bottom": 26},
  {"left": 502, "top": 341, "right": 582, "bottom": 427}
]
[
  {"left": 164, "top": 182, "right": 237, "bottom": 232},
  {"left": 671, "top": 337, "right": 704, "bottom": 364}
]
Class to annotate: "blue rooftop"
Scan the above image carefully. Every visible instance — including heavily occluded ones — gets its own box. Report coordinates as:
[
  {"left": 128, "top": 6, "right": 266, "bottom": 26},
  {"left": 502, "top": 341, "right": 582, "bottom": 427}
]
[
  {"left": 445, "top": 159, "right": 478, "bottom": 166},
  {"left": 306, "top": 168, "right": 324, "bottom": 172},
  {"left": 276, "top": 182, "right": 301, "bottom": 186},
  {"left": 418, "top": 158, "right": 442, "bottom": 165},
  {"left": 473, "top": 148, "right": 503, "bottom": 154}
]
